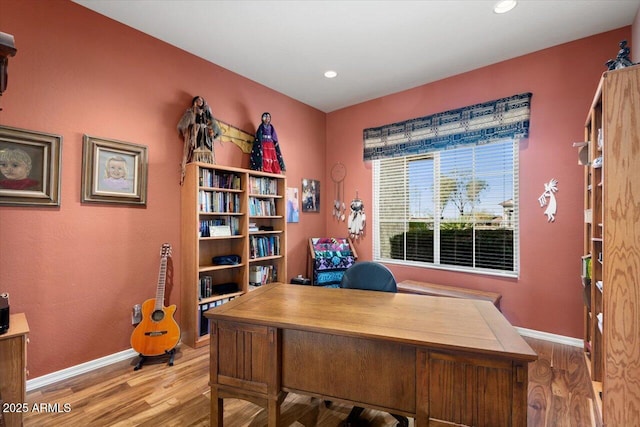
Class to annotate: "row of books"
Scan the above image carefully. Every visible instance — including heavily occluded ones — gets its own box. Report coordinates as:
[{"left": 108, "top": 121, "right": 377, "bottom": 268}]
[
  {"left": 249, "top": 197, "right": 277, "bottom": 216},
  {"left": 199, "top": 217, "right": 240, "bottom": 237},
  {"left": 250, "top": 235, "right": 281, "bottom": 259},
  {"left": 198, "top": 298, "right": 235, "bottom": 336},
  {"left": 249, "top": 265, "right": 278, "bottom": 286},
  {"left": 248, "top": 176, "right": 278, "bottom": 195},
  {"left": 199, "top": 190, "right": 241, "bottom": 213},
  {"left": 199, "top": 170, "right": 241, "bottom": 190}
]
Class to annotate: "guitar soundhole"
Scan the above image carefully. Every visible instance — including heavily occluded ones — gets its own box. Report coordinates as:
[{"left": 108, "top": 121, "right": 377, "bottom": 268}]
[{"left": 151, "top": 310, "right": 165, "bottom": 322}]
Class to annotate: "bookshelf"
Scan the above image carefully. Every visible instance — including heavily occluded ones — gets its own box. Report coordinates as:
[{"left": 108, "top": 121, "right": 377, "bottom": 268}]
[
  {"left": 180, "top": 163, "right": 287, "bottom": 348},
  {"left": 580, "top": 65, "right": 640, "bottom": 425}
]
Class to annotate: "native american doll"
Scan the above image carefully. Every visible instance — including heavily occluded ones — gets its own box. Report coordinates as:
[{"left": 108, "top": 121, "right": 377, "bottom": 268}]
[
  {"left": 177, "top": 96, "right": 222, "bottom": 184},
  {"left": 249, "top": 112, "right": 285, "bottom": 174}
]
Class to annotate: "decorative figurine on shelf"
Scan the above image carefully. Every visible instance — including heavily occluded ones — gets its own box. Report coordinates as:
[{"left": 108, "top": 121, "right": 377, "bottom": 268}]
[
  {"left": 538, "top": 178, "right": 558, "bottom": 222},
  {"left": 605, "top": 40, "right": 636, "bottom": 70},
  {"left": 250, "top": 112, "right": 285, "bottom": 174},
  {"left": 348, "top": 194, "right": 366, "bottom": 239},
  {"left": 177, "top": 96, "right": 222, "bottom": 184}
]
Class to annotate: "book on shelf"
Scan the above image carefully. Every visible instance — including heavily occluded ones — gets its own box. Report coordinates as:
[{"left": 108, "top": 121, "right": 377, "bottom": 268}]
[
  {"left": 199, "top": 169, "right": 241, "bottom": 190},
  {"left": 248, "top": 197, "right": 277, "bottom": 216},
  {"left": 248, "top": 176, "right": 278, "bottom": 195},
  {"left": 582, "top": 255, "right": 592, "bottom": 279},
  {"left": 209, "top": 225, "right": 231, "bottom": 236},
  {"left": 199, "top": 190, "right": 241, "bottom": 213},
  {"left": 249, "top": 235, "right": 281, "bottom": 258},
  {"left": 249, "top": 265, "right": 277, "bottom": 286},
  {"left": 199, "top": 276, "right": 213, "bottom": 299},
  {"left": 199, "top": 216, "right": 240, "bottom": 237}
]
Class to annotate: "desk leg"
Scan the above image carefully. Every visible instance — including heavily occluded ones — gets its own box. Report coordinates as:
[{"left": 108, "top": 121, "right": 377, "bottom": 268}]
[
  {"left": 211, "top": 387, "right": 223, "bottom": 427},
  {"left": 267, "top": 391, "right": 287, "bottom": 427}
]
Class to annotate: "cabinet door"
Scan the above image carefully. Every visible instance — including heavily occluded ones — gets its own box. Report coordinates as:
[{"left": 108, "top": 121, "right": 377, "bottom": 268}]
[
  {"left": 428, "top": 351, "right": 517, "bottom": 427},
  {"left": 0, "top": 335, "right": 26, "bottom": 427},
  {"left": 212, "top": 320, "right": 277, "bottom": 396}
]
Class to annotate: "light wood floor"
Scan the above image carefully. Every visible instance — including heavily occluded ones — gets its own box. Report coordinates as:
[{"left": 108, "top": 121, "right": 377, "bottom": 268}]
[{"left": 24, "top": 337, "right": 600, "bottom": 426}]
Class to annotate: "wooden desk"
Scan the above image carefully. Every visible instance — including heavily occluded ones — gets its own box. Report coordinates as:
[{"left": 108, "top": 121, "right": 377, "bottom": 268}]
[{"left": 205, "top": 283, "right": 537, "bottom": 427}]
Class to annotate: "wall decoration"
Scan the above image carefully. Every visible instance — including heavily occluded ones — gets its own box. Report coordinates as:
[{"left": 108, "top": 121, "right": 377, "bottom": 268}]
[
  {"left": 538, "top": 178, "right": 558, "bottom": 222},
  {"left": 286, "top": 187, "right": 299, "bottom": 223},
  {"left": 0, "top": 125, "right": 62, "bottom": 207},
  {"left": 348, "top": 194, "right": 366, "bottom": 239},
  {"left": 0, "top": 31, "right": 17, "bottom": 98},
  {"left": 301, "top": 178, "right": 320, "bottom": 212},
  {"left": 331, "top": 162, "right": 346, "bottom": 221},
  {"left": 81, "top": 135, "right": 148, "bottom": 205},
  {"left": 216, "top": 119, "right": 254, "bottom": 154},
  {"left": 605, "top": 40, "right": 636, "bottom": 70}
]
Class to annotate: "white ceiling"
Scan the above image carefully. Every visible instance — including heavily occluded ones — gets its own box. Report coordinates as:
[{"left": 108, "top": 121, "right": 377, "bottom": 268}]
[{"left": 72, "top": 0, "right": 640, "bottom": 113}]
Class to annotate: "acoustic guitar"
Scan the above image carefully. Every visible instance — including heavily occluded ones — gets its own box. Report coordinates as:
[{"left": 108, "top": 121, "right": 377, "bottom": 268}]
[{"left": 130, "top": 243, "right": 181, "bottom": 356}]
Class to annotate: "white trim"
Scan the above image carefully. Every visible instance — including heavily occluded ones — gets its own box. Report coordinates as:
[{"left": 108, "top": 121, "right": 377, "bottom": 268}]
[
  {"left": 516, "top": 327, "right": 583, "bottom": 347},
  {"left": 26, "top": 348, "right": 138, "bottom": 392},
  {"left": 26, "top": 328, "right": 582, "bottom": 392}
]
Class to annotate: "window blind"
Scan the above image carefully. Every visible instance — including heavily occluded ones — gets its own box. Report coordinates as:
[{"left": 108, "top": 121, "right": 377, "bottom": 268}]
[{"left": 373, "top": 139, "right": 519, "bottom": 276}]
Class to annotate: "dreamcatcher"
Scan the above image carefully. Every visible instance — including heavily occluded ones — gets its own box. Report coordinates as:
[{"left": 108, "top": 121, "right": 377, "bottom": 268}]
[
  {"left": 331, "top": 162, "right": 346, "bottom": 221},
  {"left": 348, "top": 193, "right": 366, "bottom": 239}
]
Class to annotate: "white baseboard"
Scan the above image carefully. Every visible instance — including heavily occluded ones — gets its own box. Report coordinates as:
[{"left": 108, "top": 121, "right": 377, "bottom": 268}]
[
  {"left": 26, "top": 348, "right": 138, "bottom": 392},
  {"left": 516, "top": 327, "right": 583, "bottom": 347},
  {"left": 26, "top": 328, "right": 583, "bottom": 392}
]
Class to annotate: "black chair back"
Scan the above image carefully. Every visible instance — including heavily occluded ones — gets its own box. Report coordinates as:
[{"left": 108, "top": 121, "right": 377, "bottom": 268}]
[{"left": 340, "top": 261, "right": 397, "bottom": 293}]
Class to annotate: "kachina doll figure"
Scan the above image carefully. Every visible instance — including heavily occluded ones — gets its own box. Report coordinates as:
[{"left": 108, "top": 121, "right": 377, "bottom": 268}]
[
  {"left": 250, "top": 112, "right": 285, "bottom": 174},
  {"left": 177, "top": 95, "right": 222, "bottom": 184}
]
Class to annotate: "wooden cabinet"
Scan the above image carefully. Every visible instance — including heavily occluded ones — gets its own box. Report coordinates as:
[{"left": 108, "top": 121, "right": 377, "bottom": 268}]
[
  {"left": 582, "top": 65, "right": 640, "bottom": 426},
  {"left": 0, "top": 313, "right": 29, "bottom": 427},
  {"left": 181, "top": 163, "right": 286, "bottom": 348}
]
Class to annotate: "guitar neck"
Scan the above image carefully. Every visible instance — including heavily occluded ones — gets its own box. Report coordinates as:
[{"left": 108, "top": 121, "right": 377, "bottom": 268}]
[{"left": 155, "top": 257, "right": 168, "bottom": 311}]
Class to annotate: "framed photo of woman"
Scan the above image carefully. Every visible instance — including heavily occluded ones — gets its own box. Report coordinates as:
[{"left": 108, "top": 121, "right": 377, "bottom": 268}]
[
  {"left": 81, "top": 135, "right": 148, "bottom": 205},
  {"left": 301, "top": 178, "right": 320, "bottom": 213},
  {"left": 0, "top": 125, "right": 62, "bottom": 207}
]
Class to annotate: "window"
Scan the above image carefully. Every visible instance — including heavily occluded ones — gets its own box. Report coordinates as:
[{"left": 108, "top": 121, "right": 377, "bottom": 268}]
[{"left": 373, "top": 139, "right": 518, "bottom": 276}]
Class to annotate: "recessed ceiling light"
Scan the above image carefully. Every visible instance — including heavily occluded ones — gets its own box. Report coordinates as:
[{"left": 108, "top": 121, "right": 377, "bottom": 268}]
[
  {"left": 324, "top": 70, "right": 338, "bottom": 79},
  {"left": 494, "top": 0, "right": 517, "bottom": 14}
]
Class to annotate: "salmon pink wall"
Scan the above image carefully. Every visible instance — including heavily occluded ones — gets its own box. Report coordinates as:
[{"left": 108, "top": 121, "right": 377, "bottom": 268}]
[
  {"left": 0, "top": 0, "right": 325, "bottom": 378},
  {"left": 325, "top": 27, "right": 631, "bottom": 339}
]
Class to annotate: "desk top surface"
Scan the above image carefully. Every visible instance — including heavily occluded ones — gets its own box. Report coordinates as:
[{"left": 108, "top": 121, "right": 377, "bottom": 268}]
[
  {"left": 0, "top": 312, "right": 29, "bottom": 340},
  {"left": 206, "top": 283, "right": 536, "bottom": 362}
]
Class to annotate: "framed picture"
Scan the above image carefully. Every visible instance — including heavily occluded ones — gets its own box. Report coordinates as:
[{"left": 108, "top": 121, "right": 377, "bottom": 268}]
[
  {"left": 0, "top": 125, "right": 62, "bottom": 207},
  {"left": 286, "top": 187, "right": 299, "bottom": 223},
  {"left": 81, "top": 135, "right": 148, "bottom": 205},
  {"left": 301, "top": 178, "right": 320, "bottom": 213}
]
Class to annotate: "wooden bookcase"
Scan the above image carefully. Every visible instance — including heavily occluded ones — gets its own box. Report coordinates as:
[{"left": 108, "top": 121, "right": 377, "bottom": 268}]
[
  {"left": 581, "top": 65, "right": 640, "bottom": 426},
  {"left": 180, "top": 163, "right": 287, "bottom": 348}
]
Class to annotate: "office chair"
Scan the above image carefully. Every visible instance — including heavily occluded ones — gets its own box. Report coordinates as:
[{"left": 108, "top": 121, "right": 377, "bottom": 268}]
[{"left": 338, "top": 261, "right": 409, "bottom": 427}]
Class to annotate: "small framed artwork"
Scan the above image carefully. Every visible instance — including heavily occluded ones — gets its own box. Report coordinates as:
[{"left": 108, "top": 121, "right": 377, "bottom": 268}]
[
  {"left": 81, "top": 135, "right": 148, "bottom": 205},
  {"left": 0, "top": 125, "right": 62, "bottom": 207},
  {"left": 301, "top": 178, "right": 320, "bottom": 213},
  {"left": 286, "top": 186, "right": 299, "bottom": 223}
]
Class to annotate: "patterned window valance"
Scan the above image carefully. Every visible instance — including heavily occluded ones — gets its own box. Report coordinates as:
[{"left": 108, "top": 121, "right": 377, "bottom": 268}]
[{"left": 363, "top": 92, "right": 532, "bottom": 161}]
